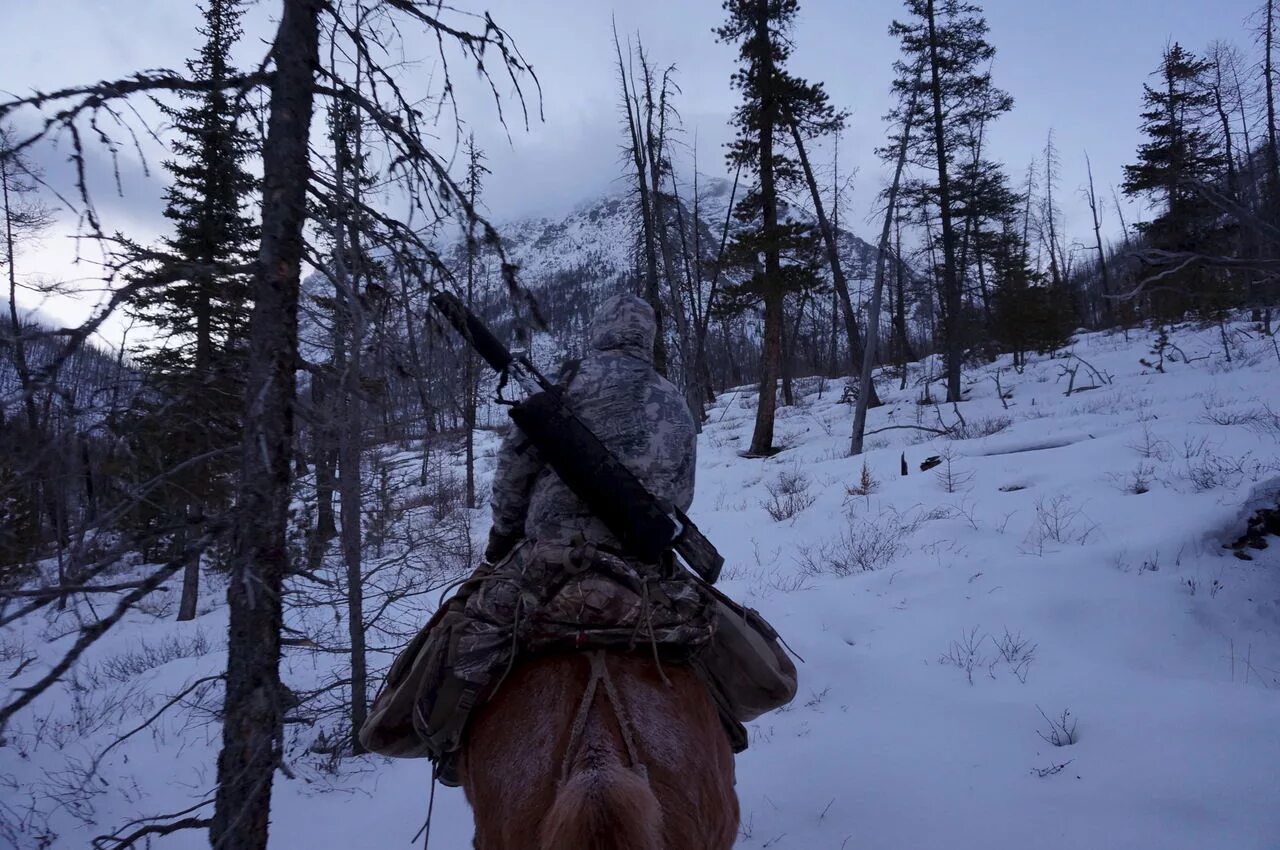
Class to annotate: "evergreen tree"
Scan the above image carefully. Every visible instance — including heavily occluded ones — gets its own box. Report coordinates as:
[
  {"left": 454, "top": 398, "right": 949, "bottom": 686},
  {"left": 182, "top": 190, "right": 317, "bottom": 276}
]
[
  {"left": 1123, "top": 43, "right": 1232, "bottom": 317},
  {"left": 889, "top": 0, "right": 1011, "bottom": 401},
  {"left": 716, "top": 0, "right": 839, "bottom": 456},
  {"left": 989, "top": 219, "right": 1073, "bottom": 368},
  {"left": 123, "top": 0, "right": 258, "bottom": 620}
]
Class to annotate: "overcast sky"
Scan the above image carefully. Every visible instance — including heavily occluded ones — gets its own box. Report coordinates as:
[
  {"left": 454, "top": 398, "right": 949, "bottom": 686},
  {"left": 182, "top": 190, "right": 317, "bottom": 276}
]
[{"left": 4, "top": 0, "right": 1264, "bottom": 337}]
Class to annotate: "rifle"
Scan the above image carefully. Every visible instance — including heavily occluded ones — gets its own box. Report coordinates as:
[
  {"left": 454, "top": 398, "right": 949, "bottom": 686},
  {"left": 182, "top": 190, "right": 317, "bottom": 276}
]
[{"left": 431, "top": 291, "right": 724, "bottom": 584}]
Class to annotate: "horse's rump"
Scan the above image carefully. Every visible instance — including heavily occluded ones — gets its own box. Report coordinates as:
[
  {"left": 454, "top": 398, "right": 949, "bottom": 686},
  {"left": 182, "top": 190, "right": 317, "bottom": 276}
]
[{"left": 461, "top": 651, "right": 738, "bottom": 850}]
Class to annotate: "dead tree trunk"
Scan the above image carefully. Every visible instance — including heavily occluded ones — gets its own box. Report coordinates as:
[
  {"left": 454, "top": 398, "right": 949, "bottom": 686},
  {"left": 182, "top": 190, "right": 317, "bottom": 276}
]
[
  {"left": 1084, "top": 152, "right": 1113, "bottom": 326},
  {"left": 1265, "top": 0, "right": 1279, "bottom": 219},
  {"left": 330, "top": 97, "right": 368, "bottom": 755},
  {"left": 852, "top": 70, "right": 918, "bottom": 455},
  {"left": 613, "top": 27, "right": 667, "bottom": 376},
  {"left": 397, "top": 267, "right": 435, "bottom": 484},
  {"left": 645, "top": 76, "right": 700, "bottom": 424},
  {"left": 788, "top": 119, "right": 881, "bottom": 407},
  {"left": 211, "top": 2, "right": 320, "bottom": 846}
]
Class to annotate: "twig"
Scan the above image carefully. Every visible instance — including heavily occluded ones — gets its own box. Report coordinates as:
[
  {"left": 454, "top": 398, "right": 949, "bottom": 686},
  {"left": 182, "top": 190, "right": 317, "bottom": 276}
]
[
  {"left": 92, "top": 800, "right": 214, "bottom": 849},
  {"left": 864, "top": 423, "right": 951, "bottom": 437}
]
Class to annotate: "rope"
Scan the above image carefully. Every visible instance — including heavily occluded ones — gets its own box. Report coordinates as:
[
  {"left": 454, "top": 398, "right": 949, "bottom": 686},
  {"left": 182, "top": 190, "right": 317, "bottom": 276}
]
[
  {"left": 558, "top": 651, "right": 648, "bottom": 784},
  {"left": 594, "top": 652, "right": 645, "bottom": 776},
  {"left": 490, "top": 594, "right": 524, "bottom": 695},
  {"left": 639, "top": 579, "right": 671, "bottom": 686},
  {"left": 411, "top": 766, "right": 438, "bottom": 849},
  {"left": 559, "top": 653, "right": 604, "bottom": 785}
]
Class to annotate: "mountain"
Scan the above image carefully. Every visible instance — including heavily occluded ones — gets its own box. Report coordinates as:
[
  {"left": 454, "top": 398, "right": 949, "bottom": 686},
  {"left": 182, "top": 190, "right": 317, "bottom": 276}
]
[
  {"left": 0, "top": 305, "right": 135, "bottom": 431},
  {"left": 491, "top": 176, "right": 891, "bottom": 307},
  {"left": 450, "top": 178, "right": 901, "bottom": 368}
]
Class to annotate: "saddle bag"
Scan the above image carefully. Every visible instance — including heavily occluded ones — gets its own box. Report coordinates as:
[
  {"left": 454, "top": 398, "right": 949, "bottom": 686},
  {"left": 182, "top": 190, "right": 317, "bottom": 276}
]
[
  {"left": 358, "top": 543, "right": 799, "bottom": 779},
  {"left": 694, "top": 582, "right": 798, "bottom": 723},
  {"left": 358, "top": 573, "right": 478, "bottom": 760}
]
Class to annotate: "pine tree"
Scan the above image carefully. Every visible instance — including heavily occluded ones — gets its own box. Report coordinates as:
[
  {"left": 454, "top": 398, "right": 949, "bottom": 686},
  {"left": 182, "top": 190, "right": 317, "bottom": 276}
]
[
  {"left": 131, "top": 0, "right": 257, "bottom": 369},
  {"left": 1123, "top": 43, "right": 1231, "bottom": 317},
  {"left": 989, "top": 219, "right": 1073, "bottom": 368},
  {"left": 716, "top": 0, "right": 838, "bottom": 456},
  {"left": 117, "top": 0, "right": 257, "bottom": 620},
  {"left": 889, "top": 0, "right": 1011, "bottom": 402}
]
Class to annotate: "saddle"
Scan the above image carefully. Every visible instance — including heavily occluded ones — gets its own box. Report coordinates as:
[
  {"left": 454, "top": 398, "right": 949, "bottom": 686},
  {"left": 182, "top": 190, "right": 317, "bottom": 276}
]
[{"left": 359, "top": 539, "right": 797, "bottom": 785}]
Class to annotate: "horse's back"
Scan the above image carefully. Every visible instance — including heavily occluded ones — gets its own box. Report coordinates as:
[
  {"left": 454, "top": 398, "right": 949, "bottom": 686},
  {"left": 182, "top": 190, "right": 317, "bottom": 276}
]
[{"left": 461, "top": 652, "right": 738, "bottom": 850}]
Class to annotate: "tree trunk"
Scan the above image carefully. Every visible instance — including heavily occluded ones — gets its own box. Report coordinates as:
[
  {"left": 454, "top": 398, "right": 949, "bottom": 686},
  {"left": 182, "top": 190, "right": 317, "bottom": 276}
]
[
  {"left": 330, "top": 91, "right": 369, "bottom": 754},
  {"left": 639, "top": 59, "right": 701, "bottom": 424},
  {"left": 397, "top": 268, "right": 435, "bottom": 483},
  {"left": 1084, "top": 153, "right": 1113, "bottom": 326},
  {"left": 177, "top": 276, "right": 214, "bottom": 623},
  {"left": 177, "top": 542, "right": 201, "bottom": 621},
  {"left": 211, "top": 2, "right": 319, "bottom": 847},
  {"left": 1266, "top": 0, "right": 1278, "bottom": 219},
  {"left": 2, "top": 155, "right": 40, "bottom": 436},
  {"left": 668, "top": 165, "right": 710, "bottom": 425},
  {"left": 338, "top": 288, "right": 366, "bottom": 754},
  {"left": 925, "top": 0, "right": 965, "bottom": 403},
  {"left": 464, "top": 173, "right": 479, "bottom": 508},
  {"left": 787, "top": 119, "right": 881, "bottom": 407},
  {"left": 312, "top": 372, "right": 337, "bottom": 542},
  {"left": 748, "top": 0, "right": 782, "bottom": 457},
  {"left": 613, "top": 28, "right": 667, "bottom": 375},
  {"left": 893, "top": 217, "right": 914, "bottom": 388},
  {"left": 852, "top": 70, "right": 918, "bottom": 455}
]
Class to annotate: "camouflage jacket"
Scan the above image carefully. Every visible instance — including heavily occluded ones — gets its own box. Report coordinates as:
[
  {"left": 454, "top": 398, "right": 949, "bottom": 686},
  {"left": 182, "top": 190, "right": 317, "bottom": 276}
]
[{"left": 489, "top": 294, "right": 697, "bottom": 549}]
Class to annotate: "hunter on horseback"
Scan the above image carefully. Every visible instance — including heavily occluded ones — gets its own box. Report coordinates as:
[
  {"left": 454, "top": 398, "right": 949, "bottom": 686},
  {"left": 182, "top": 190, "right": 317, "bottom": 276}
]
[{"left": 361, "top": 292, "right": 794, "bottom": 849}]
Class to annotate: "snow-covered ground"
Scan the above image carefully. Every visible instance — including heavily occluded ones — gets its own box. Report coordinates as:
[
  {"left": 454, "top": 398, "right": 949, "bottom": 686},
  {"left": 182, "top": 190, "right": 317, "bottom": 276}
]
[{"left": 4, "top": 320, "right": 1280, "bottom": 848}]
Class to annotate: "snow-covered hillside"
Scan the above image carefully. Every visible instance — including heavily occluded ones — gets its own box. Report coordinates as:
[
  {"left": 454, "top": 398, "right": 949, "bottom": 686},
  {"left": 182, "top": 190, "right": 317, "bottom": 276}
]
[
  {"left": 491, "top": 178, "right": 885, "bottom": 286},
  {"left": 4, "top": 319, "right": 1280, "bottom": 849}
]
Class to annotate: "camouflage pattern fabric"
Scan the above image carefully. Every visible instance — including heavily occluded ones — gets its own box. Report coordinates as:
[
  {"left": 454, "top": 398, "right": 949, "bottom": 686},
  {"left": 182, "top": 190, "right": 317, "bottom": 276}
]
[
  {"left": 489, "top": 293, "right": 697, "bottom": 548},
  {"left": 410, "top": 539, "right": 718, "bottom": 784}
]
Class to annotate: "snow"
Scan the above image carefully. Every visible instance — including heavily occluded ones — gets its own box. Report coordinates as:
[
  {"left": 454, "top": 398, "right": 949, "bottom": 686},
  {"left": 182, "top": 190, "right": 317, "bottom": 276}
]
[{"left": 4, "top": 320, "right": 1280, "bottom": 848}]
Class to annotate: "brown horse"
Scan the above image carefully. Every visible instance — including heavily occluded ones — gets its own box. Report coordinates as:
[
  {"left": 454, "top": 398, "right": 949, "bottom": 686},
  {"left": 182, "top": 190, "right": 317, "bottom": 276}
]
[{"left": 460, "top": 650, "right": 739, "bottom": 850}]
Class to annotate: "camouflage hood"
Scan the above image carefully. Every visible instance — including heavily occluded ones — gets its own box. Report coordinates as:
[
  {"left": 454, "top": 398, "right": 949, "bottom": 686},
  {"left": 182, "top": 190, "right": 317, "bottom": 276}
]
[
  {"left": 589, "top": 294, "right": 656, "bottom": 363},
  {"left": 489, "top": 289, "right": 696, "bottom": 549}
]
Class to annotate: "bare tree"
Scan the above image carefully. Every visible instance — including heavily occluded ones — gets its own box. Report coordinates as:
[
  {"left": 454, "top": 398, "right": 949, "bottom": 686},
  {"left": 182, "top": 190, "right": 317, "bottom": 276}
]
[
  {"left": 787, "top": 117, "right": 882, "bottom": 408},
  {"left": 1261, "top": 0, "right": 1279, "bottom": 211},
  {"left": 462, "top": 135, "right": 488, "bottom": 508},
  {"left": 852, "top": 64, "right": 921, "bottom": 455},
  {"left": 1083, "top": 151, "right": 1114, "bottom": 326},
  {"left": 0, "top": 1, "right": 537, "bottom": 845},
  {"left": 613, "top": 24, "right": 668, "bottom": 376},
  {"left": 1040, "top": 129, "right": 1066, "bottom": 288}
]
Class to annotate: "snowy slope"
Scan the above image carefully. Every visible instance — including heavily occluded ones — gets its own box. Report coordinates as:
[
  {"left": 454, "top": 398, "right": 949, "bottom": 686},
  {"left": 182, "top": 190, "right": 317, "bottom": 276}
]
[{"left": 4, "top": 320, "right": 1280, "bottom": 849}]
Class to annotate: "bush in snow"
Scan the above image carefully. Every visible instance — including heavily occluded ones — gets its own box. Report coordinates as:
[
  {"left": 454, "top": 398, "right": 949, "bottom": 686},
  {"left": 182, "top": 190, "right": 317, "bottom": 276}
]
[
  {"left": 762, "top": 466, "right": 816, "bottom": 522},
  {"left": 1022, "top": 494, "right": 1098, "bottom": 555},
  {"left": 797, "top": 505, "right": 948, "bottom": 576},
  {"left": 1036, "top": 706, "right": 1078, "bottom": 747}
]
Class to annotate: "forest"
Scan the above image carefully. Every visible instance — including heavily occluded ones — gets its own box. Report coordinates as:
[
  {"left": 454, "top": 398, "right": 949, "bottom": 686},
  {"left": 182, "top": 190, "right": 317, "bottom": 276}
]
[{"left": 2, "top": 0, "right": 1278, "bottom": 847}]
